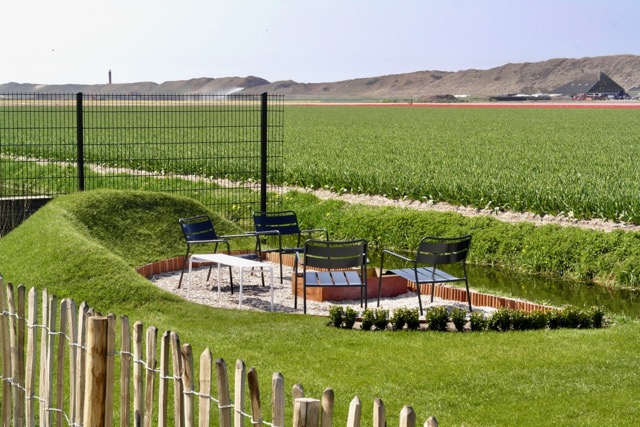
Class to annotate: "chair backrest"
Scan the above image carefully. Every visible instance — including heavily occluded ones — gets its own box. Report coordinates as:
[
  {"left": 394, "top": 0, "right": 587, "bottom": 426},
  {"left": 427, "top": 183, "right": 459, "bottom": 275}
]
[
  {"left": 303, "top": 239, "right": 368, "bottom": 270},
  {"left": 179, "top": 215, "right": 218, "bottom": 243},
  {"left": 416, "top": 235, "right": 471, "bottom": 266},
  {"left": 253, "top": 210, "right": 301, "bottom": 237}
]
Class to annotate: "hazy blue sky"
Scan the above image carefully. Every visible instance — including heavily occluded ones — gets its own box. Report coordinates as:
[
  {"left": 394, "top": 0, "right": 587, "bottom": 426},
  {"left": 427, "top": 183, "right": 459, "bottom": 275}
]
[{"left": 2, "top": 0, "right": 638, "bottom": 85}]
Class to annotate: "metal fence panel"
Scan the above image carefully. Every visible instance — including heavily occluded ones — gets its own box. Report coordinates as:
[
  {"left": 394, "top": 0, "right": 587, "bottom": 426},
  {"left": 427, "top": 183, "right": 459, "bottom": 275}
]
[{"left": 0, "top": 93, "right": 283, "bottom": 235}]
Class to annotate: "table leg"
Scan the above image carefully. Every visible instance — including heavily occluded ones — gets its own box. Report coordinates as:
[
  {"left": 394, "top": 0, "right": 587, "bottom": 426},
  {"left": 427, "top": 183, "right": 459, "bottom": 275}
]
[
  {"left": 187, "top": 256, "right": 193, "bottom": 298},
  {"left": 239, "top": 268, "right": 244, "bottom": 308},
  {"left": 269, "top": 267, "right": 274, "bottom": 311}
]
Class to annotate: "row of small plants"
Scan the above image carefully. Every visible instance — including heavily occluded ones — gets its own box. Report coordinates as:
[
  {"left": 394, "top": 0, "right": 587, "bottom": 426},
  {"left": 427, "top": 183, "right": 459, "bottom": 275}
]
[{"left": 328, "top": 305, "right": 606, "bottom": 332}]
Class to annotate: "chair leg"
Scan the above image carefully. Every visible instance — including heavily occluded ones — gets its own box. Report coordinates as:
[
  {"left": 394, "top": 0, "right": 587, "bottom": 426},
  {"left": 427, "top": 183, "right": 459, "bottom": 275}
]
[
  {"left": 303, "top": 284, "right": 307, "bottom": 314},
  {"left": 376, "top": 275, "right": 383, "bottom": 307},
  {"left": 228, "top": 266, "right": 234, "bottom": 294},
  {"left": 177, "top": 248, "right": 190, "bottom": 289},
  {"left": 431, "top": 283, "right": 435, "bottom": 303},
  {"left": 416, "top": 283, "right": 424, "bottom": 316},
  {"left": 465, "top": 279, "right": 472, "bottom": 312}
]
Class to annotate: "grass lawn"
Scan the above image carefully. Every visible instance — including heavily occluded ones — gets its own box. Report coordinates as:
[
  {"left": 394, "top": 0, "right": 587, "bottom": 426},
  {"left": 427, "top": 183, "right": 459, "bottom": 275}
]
[{"left": 1, "top": 190, "right": 639, "bottom": 426}]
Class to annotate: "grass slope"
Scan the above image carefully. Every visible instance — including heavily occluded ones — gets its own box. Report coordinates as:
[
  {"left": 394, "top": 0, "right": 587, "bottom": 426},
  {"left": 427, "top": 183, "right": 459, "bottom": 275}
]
[{"left": 1, "top": 190, "right": 639, "bottom": 426}]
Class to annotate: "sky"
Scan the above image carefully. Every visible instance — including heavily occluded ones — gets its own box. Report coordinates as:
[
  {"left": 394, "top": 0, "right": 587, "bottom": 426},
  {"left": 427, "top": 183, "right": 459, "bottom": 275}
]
[{"left": 2, "top": 0, "right": 639, "bottom": 85}]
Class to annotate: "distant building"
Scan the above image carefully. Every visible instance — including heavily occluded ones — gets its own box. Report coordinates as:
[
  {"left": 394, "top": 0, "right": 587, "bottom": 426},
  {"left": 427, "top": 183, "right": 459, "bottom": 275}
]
[
  {"left": 627, "top": 85, "right": 640, "bottom": 98},
  {"left": 550, "top": 71, "right": 626, "bottom": 99}
]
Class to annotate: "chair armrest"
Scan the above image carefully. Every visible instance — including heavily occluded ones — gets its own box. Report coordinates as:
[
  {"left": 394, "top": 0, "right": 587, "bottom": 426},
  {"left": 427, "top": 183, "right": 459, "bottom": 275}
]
[
  {"left": 301, "top": 228, "right": 329, "bottom": 240},
  {"left": 253, "top": 230, "right": 281, "bottom": 237},
  {"left": 381, "top": 249, "right": 415, "bottom": 264},
  {"left": 220, "top": 232, "right": 256, "bottom": 240}
]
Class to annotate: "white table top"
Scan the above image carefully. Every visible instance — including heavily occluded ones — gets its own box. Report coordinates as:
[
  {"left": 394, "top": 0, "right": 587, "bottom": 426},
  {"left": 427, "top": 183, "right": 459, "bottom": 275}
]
[{"left": 190, "top": 253, "right": 270, "bottom": 268}]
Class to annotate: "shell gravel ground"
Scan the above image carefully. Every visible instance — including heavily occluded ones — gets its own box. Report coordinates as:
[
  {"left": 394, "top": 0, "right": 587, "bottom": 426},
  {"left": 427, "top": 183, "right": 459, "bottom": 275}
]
[{"left": 148, "top": 261, "right": 496, "bottom": 319}]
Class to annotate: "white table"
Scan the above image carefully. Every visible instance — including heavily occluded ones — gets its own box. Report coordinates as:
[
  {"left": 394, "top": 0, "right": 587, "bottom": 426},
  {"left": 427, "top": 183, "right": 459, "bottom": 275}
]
[{"left": 186, "top": 253, "right": 274, "bottom": 310}]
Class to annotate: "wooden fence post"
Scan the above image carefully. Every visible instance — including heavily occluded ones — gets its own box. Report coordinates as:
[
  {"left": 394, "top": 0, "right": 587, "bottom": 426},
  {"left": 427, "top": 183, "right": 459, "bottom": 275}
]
[
  {"left": 104, "top": 314, "right": 116, "bottom": 426},
  {"left": 293, "top": 398, "right": 321, "bottom": 427},
  {"left": 424, "top": 416, "right": 439, "bottom": 427},
  {"left": 292, "top": 384, "right": 305, "bottom": 401},
  {"left": 373, "top": 398, "right": 385, "bottom": 427},
  {"left": 181, "top": 343, "right": 194, "bottom": 427},
  {"left": 55, "top": 299, "right": 68, "bottom": 426},
  {"left": 120, "top": 315, "right": 131, "bottom": 427},
  {"left": 216, "top": 359, "right": 232, "bottom": 427},
  {"left": 346, "top": 396, "right": 361, "bottom": 427},
  {"left": 247, "top": 368, "right": 262, "bottom": 426},
  {"left": 0, "top": 279, "right": 11, "bottom": 427},
  {"left": 272, "top": 373, "right": 285, "bottom": 427},
  {"left": 25, "top": 287, "right": 37, "bottom": 427},
  {"left": 74, "top": 301, "right": 89, "bottom": 425},
  {"left": 234, "top": 359, "right": 246, "bottom": 427},
  {"left": 44, "top": 294, "right": 57, "bottom": 427},
  {"left": 171, "top": 332, "right": 184, "bottom": 427},
  {"left": 321, "top": 388, "right": 334, "bottom": 427},
  {"left": 66, "top": 299, "right": 78, "bottom": 426},
  {"left": 83, "top": 316, "right": 109, "bottom": 427},
  {"left": 399, "top": 405, "right": 416, "bottom": 427},
  {"left": 144, "top": 326, "right": 158, "bottom": 427},
  {"left": 199, "top": 349, "right": 213, "bottom": 427},
  {"left": 133, "top": 321, "right": 144, "bottom": 425},
  {"left": 158, "top": 331, "right": 171, "bottom": 427},
  {"left": 7, "top": 283, "right": 24, "bottom": 427}
]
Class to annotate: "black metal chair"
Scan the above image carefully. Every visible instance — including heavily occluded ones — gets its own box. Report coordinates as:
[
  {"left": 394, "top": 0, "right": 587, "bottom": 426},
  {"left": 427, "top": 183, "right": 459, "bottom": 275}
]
[
  {"left": 377, "top": 235, "right": 473, "bottom": 315},
  {"left": 295, "top": 239, "right": 368, "bottom": 314},
  {"left": 177, "top": 215, "right": 235, "bottom": 291},
  {"left": 252, "top": 210, "right": 328, "bottom": 282}
]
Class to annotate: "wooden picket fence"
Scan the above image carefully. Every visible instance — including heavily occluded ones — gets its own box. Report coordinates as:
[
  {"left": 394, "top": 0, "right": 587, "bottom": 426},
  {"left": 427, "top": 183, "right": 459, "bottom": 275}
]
[{"left": 0, "top": 278, "right": 439, "bottom": 427}]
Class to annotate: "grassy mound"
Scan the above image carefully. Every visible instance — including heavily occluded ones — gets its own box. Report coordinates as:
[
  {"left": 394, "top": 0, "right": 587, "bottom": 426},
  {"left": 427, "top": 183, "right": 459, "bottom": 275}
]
[{"left": 0, "top": 189, "right": 251, "bottom": 311}]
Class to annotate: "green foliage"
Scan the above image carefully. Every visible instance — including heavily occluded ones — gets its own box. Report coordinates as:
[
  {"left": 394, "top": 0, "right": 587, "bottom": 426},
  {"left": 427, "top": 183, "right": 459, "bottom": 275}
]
[
  {"left": 450, "top": 307, "right": 467, "bottom": 332},
  {"left": 360, "top": 308, "right": 374, "bottom": 331},
  {"left": 529, "top": 310, "right": 550, "bottom": 330},
  {"left": 488, "top": 307, "right": 513, "bottom": 332},
  {"left": 590, "top": 306, "right": 606, "bottom": 328},
  {"left": 283, "top": 191, "right": 640, "bottom": 287},
  {"left": 404, "top": 307, "right": 421, "bottom": 331},
  {"left": 390, "top": 307, "right": 407, "bottom": 331},
  {"left": 470, "top": 311, "right": 488, "bottom": 331},
  {"left": 425, "top": 306, "right": 450, "bottom": 332},
  {"left": 343, "top": 307, "right": 358, "bottom": 329},
  {"left": 372, "top": 308, "right": 389, "bottom": 331},
  {"left": 329, "top": 306, "right": 344, "bottom": 328}
]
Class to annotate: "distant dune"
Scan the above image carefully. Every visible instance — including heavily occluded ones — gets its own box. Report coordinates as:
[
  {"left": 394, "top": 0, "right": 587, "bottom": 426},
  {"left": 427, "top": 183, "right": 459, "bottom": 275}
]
[{"left": 2, "top": 54, "right": 640, "bottom": 99}]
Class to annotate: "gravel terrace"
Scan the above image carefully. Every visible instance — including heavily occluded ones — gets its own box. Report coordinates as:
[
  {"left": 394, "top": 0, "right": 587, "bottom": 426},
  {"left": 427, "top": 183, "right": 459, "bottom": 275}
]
[{"left": 149, "top": 261, "right": 496, "bottom": 318}]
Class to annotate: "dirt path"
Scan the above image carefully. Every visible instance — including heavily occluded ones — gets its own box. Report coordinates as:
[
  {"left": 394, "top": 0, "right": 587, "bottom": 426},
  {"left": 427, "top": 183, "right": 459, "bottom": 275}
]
[{"left": 283, "top": 186, "right": 640, "bottom": 233}]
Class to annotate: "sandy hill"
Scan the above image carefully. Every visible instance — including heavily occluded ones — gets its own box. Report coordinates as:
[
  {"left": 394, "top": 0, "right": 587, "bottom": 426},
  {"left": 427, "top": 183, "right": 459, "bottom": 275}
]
[{"left": 2, "top": 55, "right": 640, "bottom": 99}]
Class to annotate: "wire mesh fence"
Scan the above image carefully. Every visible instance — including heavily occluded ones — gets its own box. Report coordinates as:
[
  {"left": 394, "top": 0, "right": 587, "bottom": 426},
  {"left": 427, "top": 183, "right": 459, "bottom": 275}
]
[{"left": 0, "top": 92, "right": 284, "bottom": 235}]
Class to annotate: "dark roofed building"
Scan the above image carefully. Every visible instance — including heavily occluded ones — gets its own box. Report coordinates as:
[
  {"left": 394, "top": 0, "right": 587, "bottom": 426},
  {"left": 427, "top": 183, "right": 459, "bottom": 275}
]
[{"left": 551, "top": 71, "right": 625, "bottom": 98}]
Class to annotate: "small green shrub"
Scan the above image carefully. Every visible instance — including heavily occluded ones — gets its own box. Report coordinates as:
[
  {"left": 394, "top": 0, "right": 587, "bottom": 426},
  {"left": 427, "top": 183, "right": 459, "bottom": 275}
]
[
  {"left": 589, "top": 306, "right": 606, "bottom": 328},
  {"left": 404, "top": 308, "right": 421, "bottom": 331},
  {"left": 344, "top": 307, "right": 358, "bottom": 329},
  {"left": 547, "top": 309, "right": 564, "bottom": 329},
  {"left": 361, "top": 308, "right": 374, "bottom": 331},
  {"left": 390, "top": 308, "right": 407, "bottom": 331},
  {"left": 373, "top": 308, "right": 389, "bottom": 331},
  {"left": 511, "top": 309, "right": 536, "bottom": 331},
  {"left": 488, "top": 307, "right": 512, "bottom": 332},
  {"left": 425, "top": 306, "right": 449, "bottom": 332},
  {"left": 562, "top": 305, "right": 592, "bottom": 328},
  {"left": 470, "top": 311, "right": 487, "bottom": 331},
  {"left": 328, "top": 306, "right": 344, "bottom": 328},
  {"left": 450, "top": 307, "right": 467, "bottom": 332},
  {"left": 529, "top": 310, "right": 549, "bottom": 330}
]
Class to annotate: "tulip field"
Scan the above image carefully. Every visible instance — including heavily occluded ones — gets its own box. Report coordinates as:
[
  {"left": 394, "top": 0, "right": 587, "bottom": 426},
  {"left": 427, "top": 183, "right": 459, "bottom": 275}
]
[{"left": 282, "top": 105, "right": 640, "bottom": 223}]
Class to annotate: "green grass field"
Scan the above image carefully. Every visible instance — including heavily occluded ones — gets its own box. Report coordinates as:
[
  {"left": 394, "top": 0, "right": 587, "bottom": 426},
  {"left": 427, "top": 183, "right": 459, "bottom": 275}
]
[
  {"left": 283, "top": 106, "right": 640, "bottom": 223},
  {"left": 1, "top": 190, "right": 639, "bottom": 426}
]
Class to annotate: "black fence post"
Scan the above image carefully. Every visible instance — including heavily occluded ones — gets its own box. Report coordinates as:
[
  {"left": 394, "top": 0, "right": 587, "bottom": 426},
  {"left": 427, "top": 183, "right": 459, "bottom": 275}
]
[
  {"left": 260, "top": 92, "right": 268, "bottom": 212},
  {"left": 76, "top": 92, "right": 85, "bottom": 191}
]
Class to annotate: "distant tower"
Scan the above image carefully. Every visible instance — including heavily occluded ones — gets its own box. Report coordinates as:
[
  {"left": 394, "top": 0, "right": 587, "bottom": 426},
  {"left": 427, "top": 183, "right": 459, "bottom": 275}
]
[{"left": 108, "top": 70, "right": 112, "bottom": 84}]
